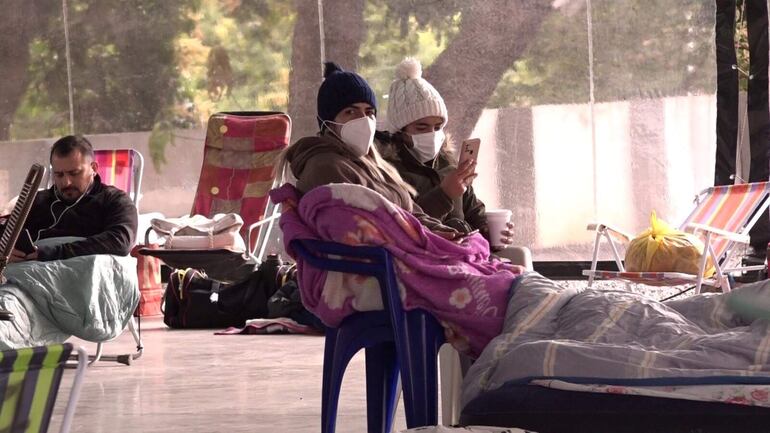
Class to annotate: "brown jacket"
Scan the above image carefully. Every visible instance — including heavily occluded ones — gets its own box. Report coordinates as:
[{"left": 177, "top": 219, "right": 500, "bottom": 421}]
[
  {"left": 286, "top": 132, "right": 455, "bottom": 232},
  {"left": 376, "top": 132, "right": 489, "bottom": 240}
]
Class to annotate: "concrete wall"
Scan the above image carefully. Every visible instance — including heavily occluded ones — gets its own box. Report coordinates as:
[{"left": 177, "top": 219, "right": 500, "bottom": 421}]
[{"left": 0, "top": 129, "right": 206, "bottom": 217}]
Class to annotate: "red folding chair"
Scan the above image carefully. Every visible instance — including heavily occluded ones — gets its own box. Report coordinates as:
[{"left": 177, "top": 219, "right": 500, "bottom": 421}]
[
  {"left": 89, "top": 149, "right": 145, "bottom": 365},
  {"left": 93, "top": 149, "right": 143, "bottom": 208},
  {"left": 191, "top": 111, "right": 290, "bottom": 257},
  {"left": 42, "top": 148, "right": 145, "bottom": 365},
  {"left": 140, "top": 111, "right": 291, "bottom": 282}
]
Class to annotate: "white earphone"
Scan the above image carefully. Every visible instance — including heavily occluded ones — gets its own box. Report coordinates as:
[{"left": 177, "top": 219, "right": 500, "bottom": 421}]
[{"left": 35, "top": 179, "right": 94, "bottom": 242}]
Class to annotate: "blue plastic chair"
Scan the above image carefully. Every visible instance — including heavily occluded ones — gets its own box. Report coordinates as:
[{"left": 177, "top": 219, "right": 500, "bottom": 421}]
[{"left": 290, "top": 239, "right": 445, "bottom": 433}]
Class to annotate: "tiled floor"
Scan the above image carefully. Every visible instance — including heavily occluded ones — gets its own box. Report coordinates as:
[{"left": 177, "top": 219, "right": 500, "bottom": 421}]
[
  {"left": 44, "top": 280, "right": 690, "bottom": 433},
  {"left": 49, "top": 316, "right": 411, "bottom": 433}
]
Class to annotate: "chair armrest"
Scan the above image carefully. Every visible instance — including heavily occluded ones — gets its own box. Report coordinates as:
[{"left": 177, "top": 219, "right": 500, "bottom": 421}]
[
  {"left": 586, "top": 222, "right": 632, "bottom": 243},
  {"left": 246, "top": 213, "right": 281, "bottom": 233},
  {"left": 494, "top": 246, "right": 533, "bottom": 270},
  {"left": 247, "top": 213, "right": 281, "bottom": 256},
  {"left": 685, "top": 223, "right": 751, "bottom": 244}
]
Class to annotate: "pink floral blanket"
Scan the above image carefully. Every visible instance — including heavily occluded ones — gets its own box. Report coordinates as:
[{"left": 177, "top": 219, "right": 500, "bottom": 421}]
[{"left": 270, "top": 183, "right": 524, "bottom": 357}]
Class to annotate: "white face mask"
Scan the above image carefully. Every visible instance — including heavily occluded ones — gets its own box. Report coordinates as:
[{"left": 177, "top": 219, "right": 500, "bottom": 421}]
[
  {"left": 409, "top": 130, "right": 445, "bottom": 163},
  {"left": 324, "top": 116, "right": 376, "bottom": 158}
]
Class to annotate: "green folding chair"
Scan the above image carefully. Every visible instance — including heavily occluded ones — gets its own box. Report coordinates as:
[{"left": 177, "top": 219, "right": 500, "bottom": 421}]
[{"left": 0, "top": 343, "right": 87, "bottom": 433}]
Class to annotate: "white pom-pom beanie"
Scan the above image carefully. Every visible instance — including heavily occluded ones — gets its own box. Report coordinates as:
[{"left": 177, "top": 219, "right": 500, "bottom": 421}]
[{"left": 386, "top": 57, "right": 448, "bottom": 132}]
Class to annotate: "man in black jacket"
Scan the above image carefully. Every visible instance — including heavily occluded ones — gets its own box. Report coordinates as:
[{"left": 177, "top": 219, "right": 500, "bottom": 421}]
[{"left": 6, "top": 135, "right": 138, "bottom": 262}]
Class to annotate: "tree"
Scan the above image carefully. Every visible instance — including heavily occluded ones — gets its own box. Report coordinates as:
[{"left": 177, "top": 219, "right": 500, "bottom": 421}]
[
  {"left": 4, "top": 1, "right": 720, "bottom": 164},
  {"left": 0, "top": 0, "right": 57, "bottom": 140},
  {"left": 287, "top": 0, "right": 323, "bottom": 141},
  {"left": 156, "top": 0, "right": 296, "bottom": 167},
  {"left": 287, "top": 0, "right": 556, "bottom": 143},
  {"left": 173, "top": 0, "right": 294, "bottom": 120},
  {"left": 288, "top": 0, "right": 461, "bottom": 139},
  {"left": 323, "top": 0, "right": 367, "bottom": 70},
  {"left": 491, "top": 0, "right": 716, "bottom": 107},
  {"left": 424, "top": 0, "right": 553, "bottom": 143},
  {"left": 5, "top": 0, "right": 196, "bottom": 141},
  {"left": 287, "top": 0, "right": 367, "bottom": 140}
]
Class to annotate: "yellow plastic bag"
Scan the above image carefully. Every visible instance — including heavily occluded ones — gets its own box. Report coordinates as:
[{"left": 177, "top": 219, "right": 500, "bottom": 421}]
[{"left": 625, "top": 212, "right": 714, "bottom": 276}]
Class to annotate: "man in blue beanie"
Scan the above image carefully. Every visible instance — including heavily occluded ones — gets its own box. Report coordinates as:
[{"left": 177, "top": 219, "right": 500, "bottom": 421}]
[{"left": 283, "top": 61, "right": 463, "bottom": 236}]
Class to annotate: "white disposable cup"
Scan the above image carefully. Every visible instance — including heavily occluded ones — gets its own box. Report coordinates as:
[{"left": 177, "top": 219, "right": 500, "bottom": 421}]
[{"left": 486, "top": 209, "right": 512, "bottom": 248}]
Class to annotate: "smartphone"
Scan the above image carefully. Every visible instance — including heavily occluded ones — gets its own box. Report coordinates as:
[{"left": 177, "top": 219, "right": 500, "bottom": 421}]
[
  {"left": 15, "top": 229, "right": 35, "bottom": 255},
  {"left": 458, "top": 138, "right": 481, "bottom": 166}
]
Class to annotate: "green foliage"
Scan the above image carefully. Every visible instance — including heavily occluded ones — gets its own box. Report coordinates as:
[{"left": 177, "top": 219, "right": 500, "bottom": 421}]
[
  {"left": 379, "top": 0, "right": 463, "bottom": 30},
  {"left": 488, "top": 0, "right": 716, "bottom": 107},
  {"left": 148, "top": 119, "right": 173, "bottom": 171},
  {"left": 10, "top": 38, "right": 69, "bottom": 139},
  {"left": 4, "top": 0, "right": 733, "bottom": 155},
  {"left": 10, "top": 0, "right": 197, "bottom": 146},
  {"left": 176, "top": 0, "right": 295, "bottom": 125},
  {"left": 591, "top": 0, "right": 715, "bottom": 100},
  {"left": 358, "top": 0, "right": 461, "bottom": 100}
]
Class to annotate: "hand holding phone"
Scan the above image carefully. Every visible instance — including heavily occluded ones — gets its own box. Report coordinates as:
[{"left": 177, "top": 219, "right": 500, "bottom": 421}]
[
  {"left": 458, "top": 138, "right": 481, "bottom": 166},
  {"left": 441, "top": 138, "right": 480, "bottom": 198}
]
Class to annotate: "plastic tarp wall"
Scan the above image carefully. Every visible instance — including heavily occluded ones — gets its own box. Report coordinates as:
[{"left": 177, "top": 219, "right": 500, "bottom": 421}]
[
  {"left": 469, "top": 97, "right": 716, "bottom": 260},
  {"left": 0, "top": 1, "right": 728, "bottom": 261}
]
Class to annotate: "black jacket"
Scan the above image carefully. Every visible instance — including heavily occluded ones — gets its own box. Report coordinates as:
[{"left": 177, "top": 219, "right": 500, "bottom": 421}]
[
  {"left": 15, "top": 174, "right": 138, "bottom": 261},
  {"left": 376, "top": 132, "right": 489, "bottom": 240}
]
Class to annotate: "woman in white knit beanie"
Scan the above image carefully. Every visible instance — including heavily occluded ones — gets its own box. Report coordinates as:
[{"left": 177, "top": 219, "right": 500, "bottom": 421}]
[{"left": 375, "top": 58, "right": 514, "bottom": 248}]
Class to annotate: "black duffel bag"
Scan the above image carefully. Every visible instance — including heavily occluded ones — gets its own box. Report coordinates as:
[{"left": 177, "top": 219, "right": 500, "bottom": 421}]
[{"left": 163, "top": 261, "right": 279, "bottom": 329}]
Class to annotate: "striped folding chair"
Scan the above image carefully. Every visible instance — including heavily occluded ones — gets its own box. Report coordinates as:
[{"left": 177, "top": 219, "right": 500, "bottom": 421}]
[
  {"left": 92, "top": 149, "right": 144, "bottom": 208},
  {"left": 0, "top": 343, "right": 87, "bottom": 433},
  {"left": 90, "top": 150, "right": 145, "bottom": 366},
  {"left": 45, "top": 149, "right": 143, "bottom": 209},
  {"left": 584, "top": 181, "right": 770, "bottom": 293},
  {"left": 44, "top": 149, "right": 145, "bottom": 366}
]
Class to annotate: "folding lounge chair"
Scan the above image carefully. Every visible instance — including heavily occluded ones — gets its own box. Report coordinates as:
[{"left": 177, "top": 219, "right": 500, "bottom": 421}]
[
  {"left": 140, "top": 111, "right": 291, "bottom": 282},
  {"left": 0, "top": 343, "right": 88, "bottom": 433},
  {"left": 93, "top": 149, "right": 143, "bottom": 205},
  {"left": 85, "top": 149, "right": 145, "bottom": 365},
  {"left": 584, "top": 181, "right": 770, "bottom": 293}
]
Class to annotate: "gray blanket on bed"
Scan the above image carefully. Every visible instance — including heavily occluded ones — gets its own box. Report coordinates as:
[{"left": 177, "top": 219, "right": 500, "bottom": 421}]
[
  {"left": 462, "top": 272, "right": 770, "bottom": 406},
  {"left": 0, "top": 252, "right": 139, "bottom": 350}
]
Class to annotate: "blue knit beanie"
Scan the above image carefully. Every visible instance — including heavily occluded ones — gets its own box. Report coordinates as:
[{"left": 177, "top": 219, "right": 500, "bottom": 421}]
[{"left": 317, "top": 62, "right": 377, "bottom": 129}]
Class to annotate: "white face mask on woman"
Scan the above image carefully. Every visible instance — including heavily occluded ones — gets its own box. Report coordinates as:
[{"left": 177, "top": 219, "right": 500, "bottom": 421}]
[
  {"left": 323, "top": 116, "right": 376, "bottom": 158},
  {"left": 409, "top": 129, "right": 445, "bottom": 163}
]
